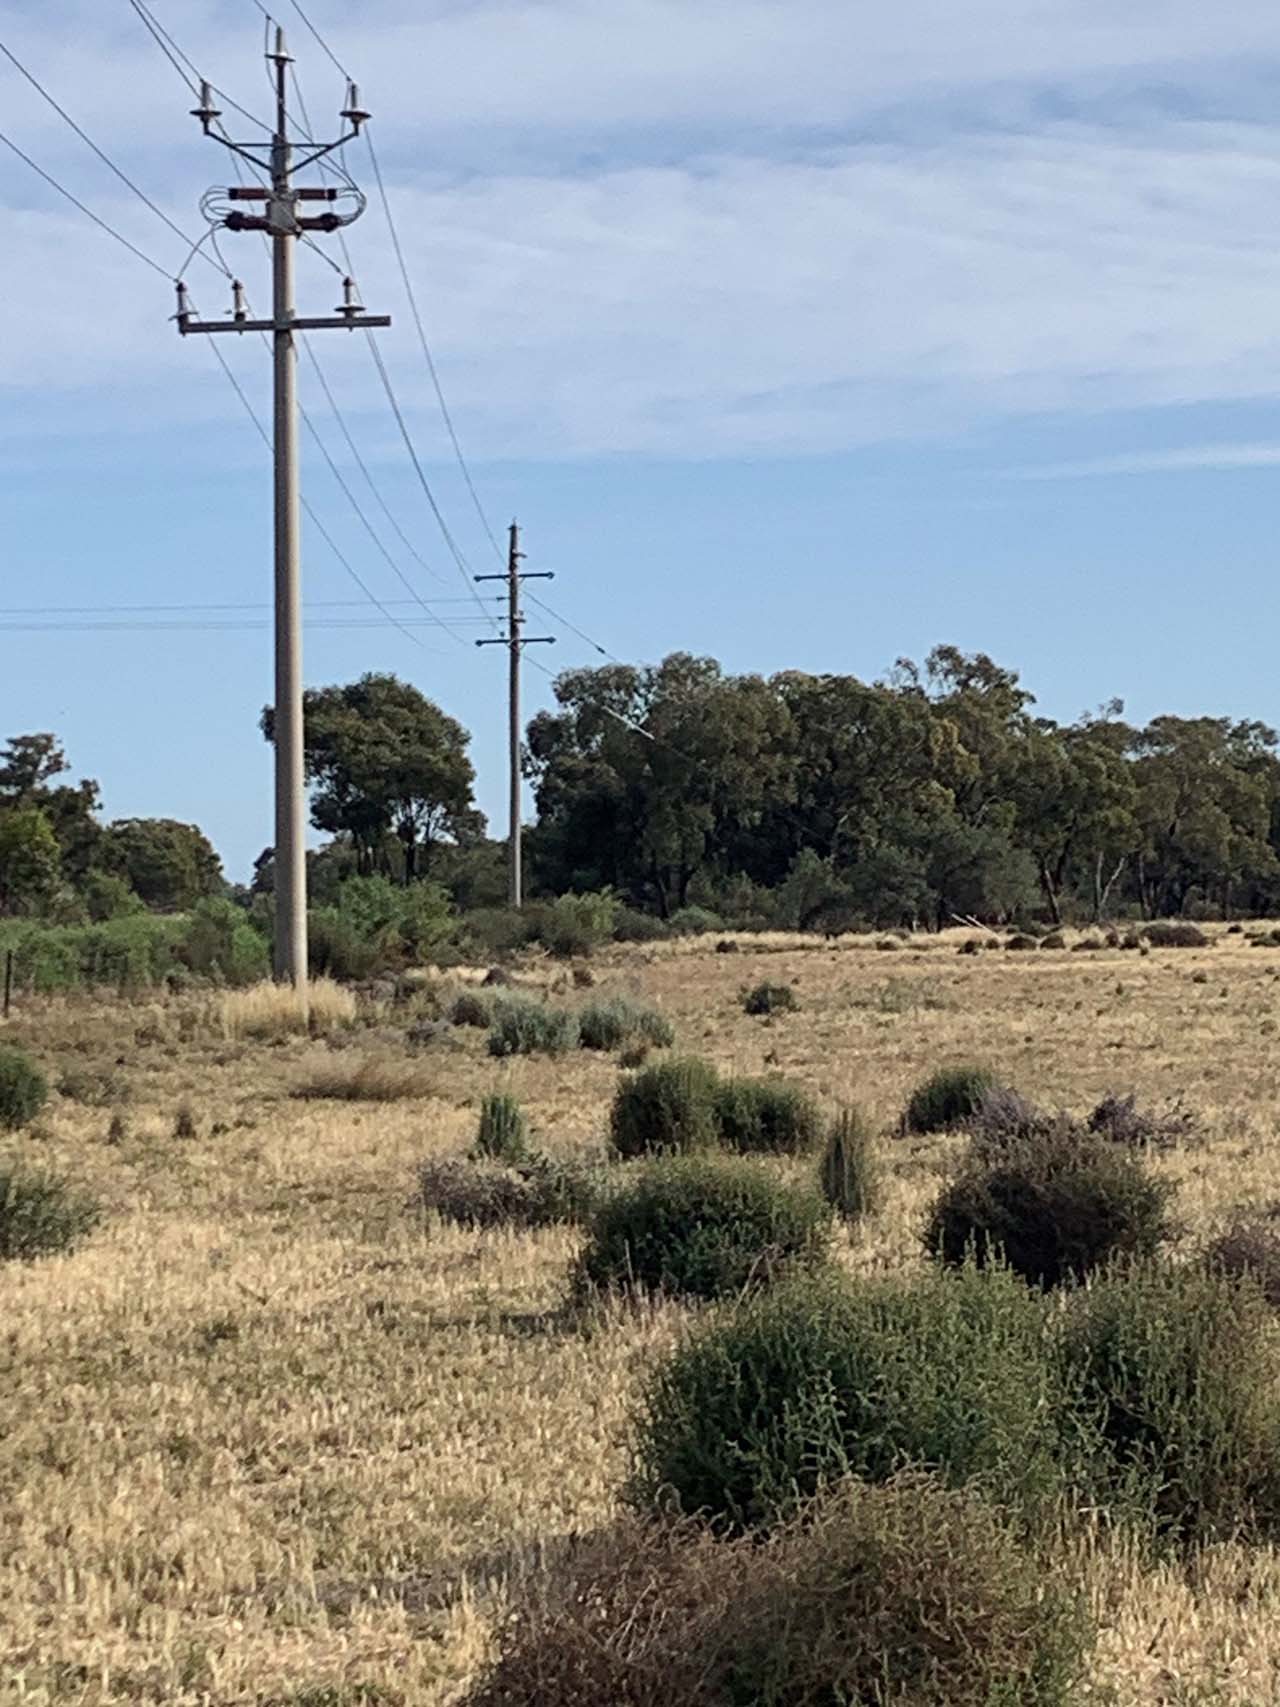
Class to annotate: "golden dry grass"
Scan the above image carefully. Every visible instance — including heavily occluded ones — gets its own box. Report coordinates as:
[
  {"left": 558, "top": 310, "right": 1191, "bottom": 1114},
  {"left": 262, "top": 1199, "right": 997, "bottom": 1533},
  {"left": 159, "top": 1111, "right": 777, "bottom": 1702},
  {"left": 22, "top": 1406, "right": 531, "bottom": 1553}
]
[
  {"left": 4, "top": 928, "right": 1280, "bottom": 1702},
  {"left": 220, "top": 977, "right": 358, "bottom": 1041}
]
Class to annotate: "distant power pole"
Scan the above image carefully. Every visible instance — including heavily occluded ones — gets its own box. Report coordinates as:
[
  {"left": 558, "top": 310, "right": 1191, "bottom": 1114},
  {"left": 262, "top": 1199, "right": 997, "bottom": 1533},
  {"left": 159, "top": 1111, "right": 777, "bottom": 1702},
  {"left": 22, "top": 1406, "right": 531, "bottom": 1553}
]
[
  {"left": 477, "top": 523, "right": 554, "bottom": 908},
  {"left": 175, "top": 27, "right": 389, "bottom": 999}
]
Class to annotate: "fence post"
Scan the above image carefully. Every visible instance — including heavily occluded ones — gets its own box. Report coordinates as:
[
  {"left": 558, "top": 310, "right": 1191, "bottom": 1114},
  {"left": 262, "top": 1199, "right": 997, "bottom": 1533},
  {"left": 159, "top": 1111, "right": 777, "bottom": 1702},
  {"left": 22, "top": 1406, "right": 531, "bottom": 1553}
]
[{"left": 3, "top": 950, "right": 12, "bottom": 1019}]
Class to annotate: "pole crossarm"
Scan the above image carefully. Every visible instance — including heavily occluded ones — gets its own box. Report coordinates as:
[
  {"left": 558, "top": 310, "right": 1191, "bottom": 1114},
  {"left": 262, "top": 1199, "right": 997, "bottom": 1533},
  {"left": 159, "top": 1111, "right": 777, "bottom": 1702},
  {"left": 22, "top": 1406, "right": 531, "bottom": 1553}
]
[{"left": 180, "top": 315, "right": 391, "bottom": 334}]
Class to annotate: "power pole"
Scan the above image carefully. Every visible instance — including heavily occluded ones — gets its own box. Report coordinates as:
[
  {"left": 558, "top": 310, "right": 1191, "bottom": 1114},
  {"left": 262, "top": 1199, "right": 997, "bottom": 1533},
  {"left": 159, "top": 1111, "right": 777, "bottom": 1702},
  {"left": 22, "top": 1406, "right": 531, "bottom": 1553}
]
[
  {"left": 175, "top": 28, "right": 389, "bottom": 999},
  {"left": 477, "top": 523, "right": 553, "bottom": 908}
]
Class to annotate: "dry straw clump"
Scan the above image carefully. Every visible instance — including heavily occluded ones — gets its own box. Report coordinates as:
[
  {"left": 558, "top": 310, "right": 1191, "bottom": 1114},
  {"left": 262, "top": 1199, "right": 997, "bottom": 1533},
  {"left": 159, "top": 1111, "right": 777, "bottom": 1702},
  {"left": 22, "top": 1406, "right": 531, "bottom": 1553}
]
[{"left": 219, "top": 976, "right": 357, "bottom": 1040}]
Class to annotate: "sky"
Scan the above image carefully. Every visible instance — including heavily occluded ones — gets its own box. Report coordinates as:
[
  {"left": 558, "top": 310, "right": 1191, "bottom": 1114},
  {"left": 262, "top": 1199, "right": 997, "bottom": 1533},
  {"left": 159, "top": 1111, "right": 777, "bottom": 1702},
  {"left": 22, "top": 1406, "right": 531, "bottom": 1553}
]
[{"left": 4, "top": 1, "right": 1280, "bottom": 880}]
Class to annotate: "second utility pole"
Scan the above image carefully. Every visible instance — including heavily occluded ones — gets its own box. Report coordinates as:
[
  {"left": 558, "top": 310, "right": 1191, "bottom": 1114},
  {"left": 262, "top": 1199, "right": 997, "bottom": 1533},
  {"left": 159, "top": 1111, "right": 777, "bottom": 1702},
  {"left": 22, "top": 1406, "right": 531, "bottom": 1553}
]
[
  {"left": 477, "top": 523, "right": 553, "bottom": 908},
  {"left": 176, "top": 28, "right": 389, "bottom": 999}
]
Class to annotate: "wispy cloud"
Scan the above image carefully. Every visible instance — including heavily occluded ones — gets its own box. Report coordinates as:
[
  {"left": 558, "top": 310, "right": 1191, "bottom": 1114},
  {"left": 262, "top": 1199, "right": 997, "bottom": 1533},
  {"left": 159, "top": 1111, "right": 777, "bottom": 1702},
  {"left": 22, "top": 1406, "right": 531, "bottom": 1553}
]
[{"left": 1010, "top": 443, "right": 1280, "bottom": 478}]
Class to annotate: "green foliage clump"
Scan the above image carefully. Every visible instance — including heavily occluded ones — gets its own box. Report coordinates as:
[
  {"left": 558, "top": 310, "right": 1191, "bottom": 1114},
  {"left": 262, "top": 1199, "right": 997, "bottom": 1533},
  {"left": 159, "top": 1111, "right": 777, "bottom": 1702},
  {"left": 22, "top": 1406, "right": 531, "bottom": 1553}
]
[
  {"left": 741, "top": 980, "right": 798, "bottom": 1016},
  {"left": 576, "top": 1154, "right": 831, "bottom": 1302},
  {"left": 1205, "top": 1218, "right": 1280, "bottom": 1307},
  {"left": 632, "top": 1264, "right": 1065, "bottom": 1532},
  {"left": 178, "top": 897, "right": 270, "bottom": 984},
  {"left": 819, "top": 1105, "right": 881, "bottom": 1221},
  {"left": 902, "top": 1065, "right": 996, "bottom": 1134},
  {"left": 1144, "top": 920, "right": 1209, "bottom": 949},
  {"left": 610, "top": 1057, "right": 721, "bottom": 1158},
  {"left": 668, "top": 904, "right": 723, "bottom": 937},
  {"left": 540, "top": 891, "right": 618, "bottom": 959},
  {"left": 308, "top": 908, "right": 383, "bottom": 981},
  {"left": 0, "top": 1048, "right": 48, "bottom": 1131},
  {"left": 473, "top": 1091, "right": 530, "bottom": 1164},
  {"left": 577, "top": 996, "right": 674, "bottom": 1053},
  {"left": 713, "top": 1076, "right": 822, "bottom": 1154},
  {"left": 0, "top": 1164, "right": 100, "bottom": 1260},
  {"left": 420, "top": 1152, "right": 601, "bottom": 1230},
  {"left": 450, "top": 989, "right": 495, "bottom": 1029},
  {"left": 466, "top": 1478, "right": 1089, "bottom": 1707},
  {"left": 487, "top": 996, "right": 580, "bottom": 1058},
  {"left": 1060, "top": 1261, "right": 1280, "bottom": 1543},
  {"left": 611, "top": 906, "right": 673, "bottom": 944},
  {"left": 926, "top": 1121, "right": 1177, "bottom": 1290}
]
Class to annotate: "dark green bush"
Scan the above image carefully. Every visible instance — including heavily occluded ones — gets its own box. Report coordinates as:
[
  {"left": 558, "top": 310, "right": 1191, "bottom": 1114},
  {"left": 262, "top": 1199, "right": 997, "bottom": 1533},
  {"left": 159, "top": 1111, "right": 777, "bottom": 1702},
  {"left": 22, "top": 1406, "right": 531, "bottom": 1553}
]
[
  {"left": 612, "top": 907, "right": 673, "bottom": 944},
  {"left": 450, "top": 989, "right": 495, "bottom": 1029},
  {"left": 741, "top": 980, "right": 798, "bottom": 1016},
  {"left": 1144, "top": 921, "right": 1209, "bottom": 949},
  {"left": 669, "top": 905, "right": 724, "bottom": 937},
  {"left": 466, "top": 1478, "right": 1089, "bottom": 1707},
  {"left": 487, "top": 996, "right": 580, "bottom": 1058},
  {"left": 902, "top": 1065, "right": 996, "bottom": 1134},
  {"left": 631, "top": 1263, "right": 1065, "bottom": 1532},
  {"left": 610, "top": 1057, "right": 721, "bottom": 1158},
  {"left": 577, "top": 1154, "right": 831, "bottom": 1302},
  {"left": 0, "top": 1049, "right": 48, "bottom": 1131},
  {"left": 713, "top": 1076, "right": 822, "bottom": 1154},
  {"left": 539, "top": 892, "right": 618, "bottom": 960},
  {"left": 577, "top": 997, "right": 674, "bottom": 1053},
  {"left": 1206, "top": 1218, "right": 1280, "bottom": 1306},
  {"left": 0, "top": 1165, "right": 101, "bottom": 1260},
  {"left": 926, "top": 1121, "right": 1176, "bottom": 1290},
  {"left": 819, "top": 1105, "right": 881, "bottom": 1220},
  {"left": 308, "top": 908, "right": 383, "bottom": 982},
  {"left": 473, "top": 1091, "right": 530, "bottom": 1163},
  {"left": 1060, "top": 1261, "right": 1280, "bottom": 1543}
]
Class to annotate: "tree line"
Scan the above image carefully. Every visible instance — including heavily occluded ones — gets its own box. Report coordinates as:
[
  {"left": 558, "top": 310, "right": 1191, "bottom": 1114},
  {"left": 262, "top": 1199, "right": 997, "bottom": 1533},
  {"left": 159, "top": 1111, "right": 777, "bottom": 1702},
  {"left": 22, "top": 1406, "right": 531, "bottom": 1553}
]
[{"left": 5, "top": 645, "right": 1280, "bottom": 933}]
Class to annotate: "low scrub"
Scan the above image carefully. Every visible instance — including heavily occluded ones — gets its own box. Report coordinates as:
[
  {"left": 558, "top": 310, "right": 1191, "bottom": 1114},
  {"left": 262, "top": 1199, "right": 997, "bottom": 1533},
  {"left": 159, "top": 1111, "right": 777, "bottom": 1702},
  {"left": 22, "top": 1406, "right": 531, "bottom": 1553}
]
[
  {"left": 1060, "top": 1261, "right": 1280, "bottom": 1544},
  {"left": 741, "top": 980, "right": 798, "bottom": 1016},
  {"left": 1144, "top": 920, "right": 1209, "bottom": 949},
  {"left": 926, "top": 1121, "right": 1176, "bottom": 1289},
  {"left": 473, "top": 1091, "right": 530, "bottom": 1163},
  {"left": 220, "top": 977, "right": 357, "bottom": 1040},
  {"left": 0, "top": 1048, "right": 48, "bottom": 1131},
  {"left": 610, "top": 1057, "right": 721, "bottom": 1158},
  {"left": 577, "top": 996, "right": 674, "bottom": 1053},
  {"left": 0, "top": 1165, "right": 101, "bottom": 1260},
  {"left": 576, "top": 1154, "right": 831, "bottom": 1302},
  {"left": 487, "top": 996, "right": 580, "bottom": 1058},
  {"left": 819, "top": 1105, "right": 881, "bottom": 1220},
  {"left": 420, "top": 1152, "right": 600, "bottom": 1230},
  {"left": 1087, "top": 1092, "right": 1197, "bottom": 1151},
  {"left": 631, "top": 1263, "right": 1065, "bottom": 1532},
  {"left": 292, "top": 1057, "right": 432, "bottom": 1102},
  {"left": 902, "top": 1065, "right": 996, "bottom": 1134},
  {"left": 713, "top": 1076, "right": 822, "bottom": 1154},
  {"left": 965, "top": 1085, "right": 1060, "bottom": 1152},
  {"left": 1206, "top": 1217, "right": 1280, "bottom": 1306},
  {"left": 450, "top": 989, "right": 495, "bottom": 1029},
  {"left": 466, "top": 1478, "right": 1088, "bottom": 1707}
]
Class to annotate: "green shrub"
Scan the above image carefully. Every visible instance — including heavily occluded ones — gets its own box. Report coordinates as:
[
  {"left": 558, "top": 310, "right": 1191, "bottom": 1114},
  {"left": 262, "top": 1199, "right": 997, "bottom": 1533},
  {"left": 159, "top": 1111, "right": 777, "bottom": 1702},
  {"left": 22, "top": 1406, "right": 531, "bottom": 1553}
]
[
  {"left": 577, "top": 996, "right": 674, "bottom": 1053},
  {"left": 419, "top": 1152, "right": 601, "bottom": 1230},
  {"left": 466, "top": 1478, "right": 1089, "bottom": 1707},
  {"left": 0, "top": 1049, "right": 48, "bottom": 1131},
  {"left": 611, "top": 907, "right": 672, "bottom": 944},
  {"left": 1206, "top": 1218, "right": 1280, "bottom": 1306},
  {"left": 308, "top": 908, "right": 383, "bottom": 982},
  {"left": 669, "top": 905, "right": 723, "bottom": 937},
  {"left": 540, "top": 891, "right": 618, "bottom": 959},
  {"left": 713, "top": 1076, "right": 822, "bottom": 1154},
  {"left": 1144, "top": 920, "right": 1209, "bottom": 949},
  {"left": 632, "top": 1263, "right": 1066, "bottom": 1532},
  {"left": 178, "top": 897, "right": 270, "bottom": 985},
  {"left": 902, "top": 1065, "right": 996, "bottom": 1134},
  {"left": 577, "top": 1154, "right": 831, "bottom": 1302},
  {"left": 487, "top": 996, "right": 580, "bottom": 1058},
  {"left": 610, "top": 1057, "right": 721, "bottom": 1158},
  {"left": 473, "top": 1091, "right": 530, "bottom": 1164},
  {"left": 741, "top": 980, "right": 798, "bottom": 1016},
  {"left": 1060, "top": 1261, "right": 1280, "bottom": 1543},
  {"left": 0, "top": 1165, "right": 101, "bottom": 1260},
  {"left": 819, "top": 1105, "right": 880, "bottom": 1220},
  {"left": 926, "top": 1122, "right": 1177, "bottom": 1290},
  {"left": 450, "top": 989, "right": 495, "bottom": 1029}
]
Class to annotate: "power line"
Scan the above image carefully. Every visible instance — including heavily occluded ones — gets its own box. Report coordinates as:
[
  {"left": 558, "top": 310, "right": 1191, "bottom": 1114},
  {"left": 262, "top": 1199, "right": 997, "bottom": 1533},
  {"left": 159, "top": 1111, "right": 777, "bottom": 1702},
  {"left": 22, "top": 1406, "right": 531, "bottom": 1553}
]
[
  {"left": 0, "top": 598, "right": 494, "bottom": 615},
  {"left": 283, "top": 0, "right": 349, "bottom": 79},
  {"left": 0, "top": 126, "right": 173, "bottom": 278},
  {"left": 127, "top": 0, "right": 272, "bottom": 133},
  {"left": 524, "top": 591, "right": 623, "bottom": 664}
]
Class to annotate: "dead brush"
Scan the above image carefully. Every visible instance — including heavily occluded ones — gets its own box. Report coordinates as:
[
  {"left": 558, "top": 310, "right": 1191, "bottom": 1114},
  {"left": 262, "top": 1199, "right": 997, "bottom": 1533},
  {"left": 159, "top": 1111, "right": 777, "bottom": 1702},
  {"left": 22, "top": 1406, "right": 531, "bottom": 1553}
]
[{"left": 292, "top": 1056, "right": 433, "bottom": 1102}]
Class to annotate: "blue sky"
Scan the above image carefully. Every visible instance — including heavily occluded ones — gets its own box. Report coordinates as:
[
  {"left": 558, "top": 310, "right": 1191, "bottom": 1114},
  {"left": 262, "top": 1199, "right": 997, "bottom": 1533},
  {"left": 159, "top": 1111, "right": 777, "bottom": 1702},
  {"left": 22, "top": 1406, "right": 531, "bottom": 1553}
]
[{"left": 4, "top": 0, "right": 1280, "bottom": 879}]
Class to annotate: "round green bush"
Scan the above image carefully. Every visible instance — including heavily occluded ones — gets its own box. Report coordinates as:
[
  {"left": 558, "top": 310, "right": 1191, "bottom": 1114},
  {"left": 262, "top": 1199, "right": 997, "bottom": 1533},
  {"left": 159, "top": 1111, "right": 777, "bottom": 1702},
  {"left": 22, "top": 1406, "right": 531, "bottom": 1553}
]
[
  {"left": 713, "top": 1076, "right": 822, "bottom": 1154},
  {"left": 466, "top": 1478, "right": 1089, "bottom": 1707},
  {"left": 610, "top": 1056, "right": 720, "bottom": 1158},
  {"left": 0, "top": 1165, "right": 100, "bottom": 1260},
  {"left": 577, "top": 997, "right": 674, "bottom": 1053},
  {"left": 902, "top": 1065, "right": 996, "bottom": 1134},
  {"left": 487, "top": 997, "right": 580, "bottom": 1058},
  {"left": 576, "top": 1154, "right": 831, "bottom": 1302},
  {"left": 631, "top": 1264, "right": 1066, "bottom": 1531},
  {"left": 925, "top": 1122, "right": 1177, "bottom": 1289},
  {"left": 1059, "top": 1261, "right": 1280, "bottom": 1544},
  {"left": 0, "top": 1048, "right": 48, "bottom": 1132},
  {"left": 473, "top": 1091, "right": 530, "bottom": 1163}
]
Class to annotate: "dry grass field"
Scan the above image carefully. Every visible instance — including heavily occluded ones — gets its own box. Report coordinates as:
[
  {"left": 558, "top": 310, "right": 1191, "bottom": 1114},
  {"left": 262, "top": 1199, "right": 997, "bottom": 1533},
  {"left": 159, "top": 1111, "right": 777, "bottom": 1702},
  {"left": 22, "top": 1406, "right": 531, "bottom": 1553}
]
[{"left": 5, "top": 926, "right": 1280, "bottom": 1704}]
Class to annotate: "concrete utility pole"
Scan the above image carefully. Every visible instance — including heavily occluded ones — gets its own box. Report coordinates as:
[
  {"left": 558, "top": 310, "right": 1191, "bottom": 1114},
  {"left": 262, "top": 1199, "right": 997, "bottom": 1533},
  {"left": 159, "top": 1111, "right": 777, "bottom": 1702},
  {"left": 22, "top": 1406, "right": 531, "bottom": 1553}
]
[
  {"left": 477, "top": 523, "right": 553, "bottom": 908},
  {"left": 175, "top": 27, "right": 389, "bottom": 999}
]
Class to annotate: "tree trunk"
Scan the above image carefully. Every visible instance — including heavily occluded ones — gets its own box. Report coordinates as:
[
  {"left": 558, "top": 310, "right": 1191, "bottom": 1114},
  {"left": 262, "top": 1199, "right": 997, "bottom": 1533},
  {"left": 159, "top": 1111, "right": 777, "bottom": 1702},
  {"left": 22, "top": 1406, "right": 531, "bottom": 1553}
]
[{"left": 1038, "top": 858, "right": 1062, "bottom": 925}]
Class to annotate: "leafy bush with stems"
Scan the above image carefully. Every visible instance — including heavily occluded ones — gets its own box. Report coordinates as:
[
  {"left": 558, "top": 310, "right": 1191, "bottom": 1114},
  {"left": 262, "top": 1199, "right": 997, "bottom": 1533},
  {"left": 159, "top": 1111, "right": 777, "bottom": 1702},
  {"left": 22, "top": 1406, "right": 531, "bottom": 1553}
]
[
  {"left": 487, "top": 996, "right": 580, "bottom": 1058},
  {"left": 669, "top": 905, "right": 724, "bottom": 937},
  {"left": 576, "top": 1154, "right": 831, "bottom": 1302},
  {"left": 902, "top": 1065, "right": 997, "bottom": 1134},
  {"left": 1059, "top": 1261, "right": 1280, "bottom": 1544},
  {"left": 611, "top": 907, "right": 673, "bottom": 944},
  {"left": 965, "top": 1085, "right": 1060, "bottom": 1153},
  {"left": 1087, "top": 1092, "right": 1197, "bottom": 1151},
  {"left": 0, "top": 1165, "right": 101, "bottom": 1260},
  {"left": 926, "top": 1120, "right": 1176, "bottom": 1290},
  {"left": 713, "top": 1076, "right": 822, "bottom": 1154},
  {"left": 741, "top": 980, "right": 798, "bottom": 1016},
  {"left": 473, "top": 1091, "right": 530, "bottom": 1164},
  {"left": 610, "top": 1057, "right": 721, "bottom": 1158},
  {"left": 1144, "top": 920, "right": 1209, "bottom": 949},
  {"left": 631, "top": 1263, "right": 1067, "bottom": 1532},
  {"left": 466, "top": 1478, "right": 1089, "bottom": 1707},
  {"left": 541, "top": 891, "right": 618, "bottom": 959},
  {"left": 420, "top": 1152, "right": 602, "bottom": 1230},
  {"left": 451, "top": 989, "right": 495, "bottom": 1029},
  {"left": 577, "top": 997, "right": 674, "bottom": 1053},
  {"left": 819, "top": 1105, "right": 881, "bottom": 1221},
  {"left": 1206, "top": 1217, "right": 1280, "bottom": 1306},
  {"left": 0, "top": 1048, "right": 48, "bottom": 1131}
]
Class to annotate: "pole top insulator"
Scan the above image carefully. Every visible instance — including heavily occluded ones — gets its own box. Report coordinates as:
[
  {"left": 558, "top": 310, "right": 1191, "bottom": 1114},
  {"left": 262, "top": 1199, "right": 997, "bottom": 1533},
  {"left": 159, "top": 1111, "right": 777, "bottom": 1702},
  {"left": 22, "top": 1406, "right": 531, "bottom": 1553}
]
[
  {"left": 173, "top": 279, "right": 193, "bottom": 330},
  {"left": 190, "top": 79, "right": 222, "bottom": 133},
  {"left": 341, "top": 81, "right": 370, "bottom": 130},
  {"left": 270, "top": 23, "right": 293, "bottom": 63},
  {"left": 231, "top": 280, "right": 248, "bottom": 322},
  {"left": 336, "top": 275, "right": 365, "bottom": 321}
]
